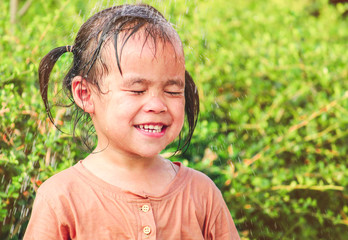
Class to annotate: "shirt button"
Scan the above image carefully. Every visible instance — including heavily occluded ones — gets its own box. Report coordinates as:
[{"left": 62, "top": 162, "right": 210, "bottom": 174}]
[
  {"left": 143, "top": 226, "right": 151, "bottom": 235},
  {"left": 141, "top": 204, "right": 150, "bottom": 212}
]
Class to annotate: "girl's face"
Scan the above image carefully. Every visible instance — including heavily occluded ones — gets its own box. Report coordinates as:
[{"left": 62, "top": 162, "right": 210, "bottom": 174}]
[{"left": 90, "top": 34, "right": 185, "bottom": 159}]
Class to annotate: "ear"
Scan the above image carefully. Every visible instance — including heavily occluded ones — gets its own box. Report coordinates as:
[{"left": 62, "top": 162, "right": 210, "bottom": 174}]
[{"left": 71, "top": 76, "right": 94, "bottom": 113}]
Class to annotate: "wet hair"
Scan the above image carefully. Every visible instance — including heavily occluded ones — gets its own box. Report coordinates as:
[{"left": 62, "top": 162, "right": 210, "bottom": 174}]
[{"left": 39, "top": 3, "right": 199, "bottom": 154}]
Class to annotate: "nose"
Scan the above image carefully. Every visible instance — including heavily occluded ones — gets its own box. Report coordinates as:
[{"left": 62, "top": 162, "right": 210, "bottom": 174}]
[{"left": 143, "top": 95, "right": 167, "bottom": 113}]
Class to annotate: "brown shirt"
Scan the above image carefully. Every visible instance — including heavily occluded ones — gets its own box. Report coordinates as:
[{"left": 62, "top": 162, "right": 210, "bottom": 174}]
[{"left": 24, "top": 161, "right": 240, "bottom": 240}]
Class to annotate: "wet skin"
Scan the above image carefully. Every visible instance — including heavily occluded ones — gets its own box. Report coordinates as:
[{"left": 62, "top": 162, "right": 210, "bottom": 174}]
[{"left": 71, "top": 32, "right": 184, "bottom": 193}]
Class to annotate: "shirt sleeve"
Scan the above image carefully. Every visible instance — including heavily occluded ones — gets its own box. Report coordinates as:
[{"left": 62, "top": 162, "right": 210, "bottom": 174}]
[
  {"left": 206, "top": 182, "right": 240, "bottom": 240},
  {"left": 23, "top": 192, "right": 70, "bottom": 240},
  {"left": 208, "top": 204, "right": 240, "bottom": 240}
]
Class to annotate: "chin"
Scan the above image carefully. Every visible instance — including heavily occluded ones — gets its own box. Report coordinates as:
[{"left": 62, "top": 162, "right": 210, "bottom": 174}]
[{"left": 131, "top": 142, "right": 170, "bottom": 159}]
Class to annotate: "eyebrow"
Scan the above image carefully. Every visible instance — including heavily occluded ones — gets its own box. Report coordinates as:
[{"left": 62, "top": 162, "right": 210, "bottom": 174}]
[
  {"left": 122, "top": 78, "right": 184, "bottom": 88},
  {"left": 164, "top": 79, "right": 185, "bottom": 88},
  {"left": 122, "top": 78, "right": 149, "bottom": 88}
]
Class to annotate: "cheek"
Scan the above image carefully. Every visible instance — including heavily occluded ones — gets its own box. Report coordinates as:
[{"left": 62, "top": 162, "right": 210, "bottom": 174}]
[
  {"left": 108, "top": 95, "right": 140, "bottom": 117},
  {"left": 175, "top": 99, "right": 186, "bottom": 128}
]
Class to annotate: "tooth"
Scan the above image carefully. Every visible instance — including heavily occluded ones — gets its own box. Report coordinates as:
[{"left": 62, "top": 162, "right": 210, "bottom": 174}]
[
  {"left": 145, "top": 125, "right": 149, "bottom": 129},
  {"left": 140, "top": 125, "right": 144, "bottom": 129},
  {"left": 149, "top": 125, "right": 154, "bottom": 129}
]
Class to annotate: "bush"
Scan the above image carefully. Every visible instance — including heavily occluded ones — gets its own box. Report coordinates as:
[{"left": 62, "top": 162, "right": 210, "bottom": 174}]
[{"left": 1, "top": 0, "right": 347, "bottom": 239}]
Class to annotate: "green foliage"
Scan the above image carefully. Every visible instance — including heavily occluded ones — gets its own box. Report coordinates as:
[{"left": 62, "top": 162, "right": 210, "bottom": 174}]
[{"left": 1, "top": 0, "right": 347, "bottom": 239}]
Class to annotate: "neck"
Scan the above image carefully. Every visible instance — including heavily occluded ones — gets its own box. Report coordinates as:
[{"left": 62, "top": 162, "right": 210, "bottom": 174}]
[
  {"left": 86, "top": 144, "right": 162, "bottom": 173},
  {"left": 81, "top": 144, "right": 178, "bottom": 195}
]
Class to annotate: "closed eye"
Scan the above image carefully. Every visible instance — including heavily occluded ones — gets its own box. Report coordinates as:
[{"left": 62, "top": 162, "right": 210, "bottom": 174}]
[
  {"left": 165, "top": 91, "right": 184, "bottom": 96},
  {"left": 130, "top": 90, "right": 145, "bottom": 95}
]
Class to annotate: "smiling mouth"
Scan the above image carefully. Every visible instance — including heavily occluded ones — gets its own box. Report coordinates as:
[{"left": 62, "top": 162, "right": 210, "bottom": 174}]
[{"left": 135, "top": 124, "right": 167, "bottom": 133}]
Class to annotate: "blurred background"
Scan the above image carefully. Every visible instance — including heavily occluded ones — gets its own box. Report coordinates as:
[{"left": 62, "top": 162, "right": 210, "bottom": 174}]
[{"left": 1, "top": 0, "right": 347, "bottom": 239}]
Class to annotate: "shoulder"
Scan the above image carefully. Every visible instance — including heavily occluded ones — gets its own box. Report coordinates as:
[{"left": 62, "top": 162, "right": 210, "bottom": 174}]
[
  {"left": 25, "top": 165, "right": 83, "bottom": 239},
  {"left": 36, "top": 163, "right": 81, "bottom": 197},
  {"left": 177, "top": 163, "right": 225, "bottom": 206},
  {"left": 182, "top": 164, "right": 221, "bottom": 194}
]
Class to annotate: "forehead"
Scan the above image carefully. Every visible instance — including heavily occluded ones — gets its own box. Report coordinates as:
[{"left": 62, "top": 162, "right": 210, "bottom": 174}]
[
  {"left": 96, "top": 30, "right": 186, "bottom": 90},
  {"left": 102, "top": 29, "right": 185, "bottom": 71},
  {"left": 125, "top": 37, "right": 183, "bottom": 63}
]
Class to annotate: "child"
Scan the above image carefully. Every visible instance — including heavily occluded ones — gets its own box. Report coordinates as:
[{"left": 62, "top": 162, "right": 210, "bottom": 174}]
[{"left": 24, "top": 4, "right": 240, "bottom": 240}]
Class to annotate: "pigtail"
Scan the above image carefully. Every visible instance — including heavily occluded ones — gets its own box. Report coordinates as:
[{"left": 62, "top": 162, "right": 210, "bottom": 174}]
[
  {"left": 178, "top": 70, "right": 200, "bottom": 153},
  {"left": 38, "top": 46, "right": 72, "bottom": 125}
]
